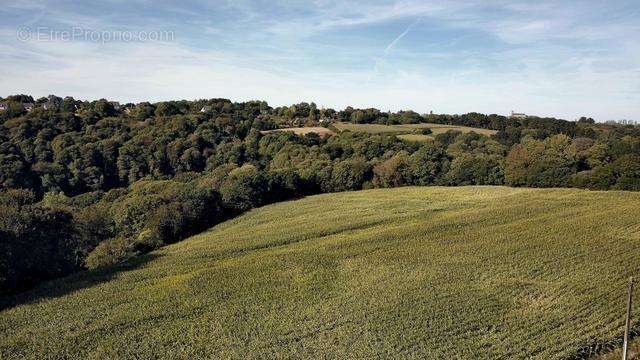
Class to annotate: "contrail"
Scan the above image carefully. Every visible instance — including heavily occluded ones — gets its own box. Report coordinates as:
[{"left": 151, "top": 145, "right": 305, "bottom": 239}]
[
  {"left": 370, "top": 18, "right": 421, "bottom": 80},
  {"left": 384, "top": 19, "right": 420, "bottom": 54}
]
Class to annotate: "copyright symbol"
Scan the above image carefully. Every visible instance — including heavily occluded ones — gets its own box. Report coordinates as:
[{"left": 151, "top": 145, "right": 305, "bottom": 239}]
[{"left": 16, "top": 26, "right": 31, "bottom": 42}]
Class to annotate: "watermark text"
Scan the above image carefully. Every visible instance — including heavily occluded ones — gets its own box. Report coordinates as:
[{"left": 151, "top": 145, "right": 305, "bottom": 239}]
[{"left": 17, "top": 26, "right": 175, "bottom": 43}]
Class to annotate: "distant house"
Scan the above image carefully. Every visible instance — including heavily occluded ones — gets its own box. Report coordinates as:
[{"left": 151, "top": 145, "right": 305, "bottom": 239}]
[
  {"left": 0, "top": 103, "right": 7, "bottom": 111},
  {"left": 109, "top": 101, "right": 121, "bottom": 110},
  {"left": 510, "top": 111, "right": 528, "bottom": 119},
  {"left": 23, "top": 103, "right": 35, "bottom": 112},
  {"left": 200, "top": 106, "right": 212, "bottom": 113}
]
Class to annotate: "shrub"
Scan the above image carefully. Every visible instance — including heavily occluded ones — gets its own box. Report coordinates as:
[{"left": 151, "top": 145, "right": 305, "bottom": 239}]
[
  {"left": 147, "top": 203, "right": 186, "bottom": 244},
  {"left": 112, "top": 194, "right": 165, "bottom": 237},
  {"left": 85, "top": 237, "right": 135, "bottom": 270}
]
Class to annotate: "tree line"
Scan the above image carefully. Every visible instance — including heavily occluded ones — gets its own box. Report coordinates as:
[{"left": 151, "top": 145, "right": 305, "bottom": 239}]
[{"left": 1, "top": 94, "right": 639, "bottom": 296}]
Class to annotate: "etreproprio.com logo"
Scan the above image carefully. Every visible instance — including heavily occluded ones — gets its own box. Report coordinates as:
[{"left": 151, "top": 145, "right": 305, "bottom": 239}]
[{"left": 16, "top": 26, "right": 175, "bottom": 43}]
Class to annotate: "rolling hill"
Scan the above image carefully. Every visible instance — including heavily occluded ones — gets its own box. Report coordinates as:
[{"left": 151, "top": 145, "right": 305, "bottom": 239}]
[{"left": 2, "top": 186, "right": 640, "bottom": 359}]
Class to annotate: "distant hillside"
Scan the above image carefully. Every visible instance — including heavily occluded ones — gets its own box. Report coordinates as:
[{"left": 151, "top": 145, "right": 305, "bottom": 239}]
[{"left": 2, "top": 186, "right": 639, "bottom": 359}]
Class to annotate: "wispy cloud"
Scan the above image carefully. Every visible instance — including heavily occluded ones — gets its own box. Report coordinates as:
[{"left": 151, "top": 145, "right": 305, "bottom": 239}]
[{"left": 0, "top": 0, "right": 639, "bottom": 120}]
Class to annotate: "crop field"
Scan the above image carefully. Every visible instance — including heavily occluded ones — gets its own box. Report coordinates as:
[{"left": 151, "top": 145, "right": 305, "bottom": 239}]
[
  {"left": 333, "top": 122, "right": 498, "bottom": 137},
  {"left": 2, "top": 186, "right": 640, "bottom": 359}
]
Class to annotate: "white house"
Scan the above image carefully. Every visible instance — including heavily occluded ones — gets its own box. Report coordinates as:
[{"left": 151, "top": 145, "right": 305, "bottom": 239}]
[
  {"left": 0, "top": 103, "right": 7, "bottom": 111},
  {"left": 510, "top": 111, "right": 527, "bottom": 119}
]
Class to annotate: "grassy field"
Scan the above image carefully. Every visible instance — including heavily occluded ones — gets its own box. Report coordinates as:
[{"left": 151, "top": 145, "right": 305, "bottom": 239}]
[
  {"left": 333, "top": 122, "right": 498, "bottom": 137},
  {"left": 260, "top": 127, "right": 335, "bottom": 137},
  {"left": 2, "top": 186, "right": 640, "bottom": 359},
  {"left": 396, "top": 133, "right": 435, "bottom": 143}
]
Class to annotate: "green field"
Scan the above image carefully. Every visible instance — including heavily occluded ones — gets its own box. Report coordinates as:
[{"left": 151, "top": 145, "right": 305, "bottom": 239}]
[
  {"left": 260, "top": 127, "right": 335, "bottom": 137},
  {"left": 2, "top": 186, "right": 640, "bottom": 359},
  {"left": 333, "top": 122, "right": 498, "bottom": 137},
  {"left": 396, "top": 133, "right": 435, "bottom": 143}
]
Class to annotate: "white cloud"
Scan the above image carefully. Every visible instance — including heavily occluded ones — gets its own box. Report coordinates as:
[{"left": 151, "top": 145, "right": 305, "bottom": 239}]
[{"left": 0, "top": 0, "right": 639, "bottom": 121}]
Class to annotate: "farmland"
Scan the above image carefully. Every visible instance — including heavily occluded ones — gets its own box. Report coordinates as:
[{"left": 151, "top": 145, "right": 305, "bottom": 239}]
[
  {"left": 333, "top": 122, "right": 498, "bottom": 137},
  {"left": 2, "top": 186, "right": 640, "bottom": 359},
  {"left": 260, "top": 127, "right": 335, "bottom": 137}
]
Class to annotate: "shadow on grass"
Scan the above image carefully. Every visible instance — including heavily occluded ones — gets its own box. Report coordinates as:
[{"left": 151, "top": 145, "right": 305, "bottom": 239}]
[
  {"left": 567, "top": 325, "right": 640, "bottom": 359},
  {"left": 0, "top": 253, "right": 160, "bottom": 312}
]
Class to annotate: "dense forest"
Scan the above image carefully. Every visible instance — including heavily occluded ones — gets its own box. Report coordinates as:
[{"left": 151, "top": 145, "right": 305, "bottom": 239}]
[{"left": 1, "top": 94, "right": 639, "bottom": 297}]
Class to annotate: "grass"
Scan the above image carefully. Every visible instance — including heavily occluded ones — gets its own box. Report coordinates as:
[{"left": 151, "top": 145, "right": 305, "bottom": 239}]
[
  {"left": 333, "top": 122, "right": 498, "bottom": 137},
  {"left": 2, "top": 186, "right": 640, "bottom": 359},
  {"left": 396, "top": 134, "right": 435, "bottom": 143},
  {"left": 260, "top": 127, "right": 335, "bottom": 136}
]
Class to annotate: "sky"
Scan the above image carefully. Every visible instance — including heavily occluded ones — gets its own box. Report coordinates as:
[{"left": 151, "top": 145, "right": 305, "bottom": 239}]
[{"left": 0, "top": 0, "right": 639, "bottom": 121}]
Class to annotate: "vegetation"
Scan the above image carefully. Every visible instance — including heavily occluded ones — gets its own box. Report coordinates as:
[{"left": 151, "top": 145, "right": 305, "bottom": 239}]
[
  {"left": 1, "top": 187, "right": 639, "bottom": 359},
  {"left": 333, "top": 121, "right": 497, "bottom": 137},
  {"left": 260, "top": 127, "right": 335, "bottom": 137},
  {"left": 396, "top": 134, "right": 434, "bottom": 143},
  {"left": 1, "top": 94, "right": 639, "bottom": 295}
]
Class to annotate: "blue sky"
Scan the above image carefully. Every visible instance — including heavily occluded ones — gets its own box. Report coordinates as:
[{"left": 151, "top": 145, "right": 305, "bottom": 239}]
[{"left": 0, "top": 1, "right": 639, "bottom": 120}]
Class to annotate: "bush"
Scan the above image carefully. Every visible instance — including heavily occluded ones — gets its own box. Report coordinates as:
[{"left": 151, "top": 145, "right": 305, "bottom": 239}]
[
  {"left": 147, "top": 203, "right": 186, "bottom": 244},
  {"left": 112, "top": 194, "right": 165, "bottom": 237},
  {"left": 85, "top": 237, "right": 135, "bottom": 270}
]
